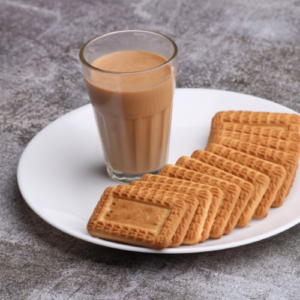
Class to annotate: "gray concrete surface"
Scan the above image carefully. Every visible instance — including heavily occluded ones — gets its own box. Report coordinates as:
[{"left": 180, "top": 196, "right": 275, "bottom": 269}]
[{"left": 1, "top": 0, "right": 300, "bottom": 299}]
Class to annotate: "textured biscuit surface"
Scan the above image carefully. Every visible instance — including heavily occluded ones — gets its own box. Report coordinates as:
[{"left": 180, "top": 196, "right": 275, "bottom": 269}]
[
  {"left": 87, "top": 185, "right": 188, "bottom": 250},
  {"left": 211, "top": 123, "right": 300, "bottom": 143},
  {"left": 211, "top": 136, "right": 298, "bottom": 207},
  {"left": 186, "top": 152, "right": 270, "bottom": 226},
  {"left": 206, "top": 143, "right": 287, "bottom": 218},
  {"left": 176, "top": 156, "right": 255, "bottom": 233},
  {"left": 140, "top": 174, "right": 224, "bottom": 242},
  {"left": 130, "top": 180, "right": 211, "bottom": 245},
  {"left": 159, "top": 165, "right": 241, "bottom": 239},
  {"left": 210, "top": 130, "right": 300, "bottom": 158},
  {"left": 211, "top": 111, "right": 300, "bottom": 133}
]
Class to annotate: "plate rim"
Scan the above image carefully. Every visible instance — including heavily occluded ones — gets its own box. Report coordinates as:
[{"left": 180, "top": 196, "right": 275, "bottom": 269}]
[{"left": 17, "top": 88, "right": 300, "bottom": 254}]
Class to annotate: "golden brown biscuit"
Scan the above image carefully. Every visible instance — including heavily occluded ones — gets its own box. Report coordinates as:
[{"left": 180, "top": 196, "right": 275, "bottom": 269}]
[
  {"left": 176, "top": 156, "right": 255, "bottom": 232},
  {"left": 180, "top": 154, "right": 269, "bottom": 228},
  {"left": 159, "top": 165, "right": 241, "bottom": 239},
  {"left": 205, "top": 143, "right": 287, "bottom": 218},
  {"left": 130, "top": 180, "right": 212, "bottom": 245},
  {"left": 140, "top": 174, "right": 224, "bottom": 243},
  {"left": 210, "top": 122, "right": 300, "bottom": 143},
  {"left": 211, "top": 111, "right": 300, "bottom": 133},
  {"left": 87, "top": 185, "right": 189, "bottom": 250},
  {"left": 210, "top": 136, "right": 298, "bottom": 207},
  {"left": 120, "top": 184, "right": 198, "bottom": 248},
  {"left": 210, "top": 130, "right": 300, "bottom": 158}
]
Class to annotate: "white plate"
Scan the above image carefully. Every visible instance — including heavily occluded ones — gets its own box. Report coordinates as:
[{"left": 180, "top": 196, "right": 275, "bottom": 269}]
[{"left": 17, "top": 89, "right": 300, "bottom": 254}]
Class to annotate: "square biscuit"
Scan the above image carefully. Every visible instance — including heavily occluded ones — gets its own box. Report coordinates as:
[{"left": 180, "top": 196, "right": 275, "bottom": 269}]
[
  {"left": 87, "top": 185, "right": 189, "bottom": 250},
  {"left": 130, "top": 180, "right": 212, "bottom": 245},
  {"left": 190, "top": 151, "right": 270, "bottom": 227},
  {"left": 206, "top": 143, "right": 287, "bottom": 218},
  {"left": 210, "top": 122, "right": 300, "bottom": 143},
  {"left": 139, "top": 174, "right": 224, "bottom": 243},
  {"left": 159, "top": 165, "right": 241, "bottom": 239},
  {"left": 176, "top": 156, "right": 255, "bottom": 233},
  {"left": 210, "top": 136, "right": 298, "bottom": 207},
  {"left": 211, "top": 111, "right": 300, "bottom": 134},
  {"left": 116, "top": 185, "right": 198, "bottom": 249},
  {"left": 183, "top": 154, "right": 270, "bottom": 227},
  {"left": 210, "top": 130, "right": 300, "bottom": 158}
]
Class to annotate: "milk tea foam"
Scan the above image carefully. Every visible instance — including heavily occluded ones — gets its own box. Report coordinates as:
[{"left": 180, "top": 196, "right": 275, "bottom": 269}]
[{"left": 86, "top": 50, "right": 175, "bottom": 174}]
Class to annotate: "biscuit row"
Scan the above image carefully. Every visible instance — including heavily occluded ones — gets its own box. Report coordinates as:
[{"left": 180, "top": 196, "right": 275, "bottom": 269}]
[{"left": 87, "top": 111, "right": 300, "bottom": 250}]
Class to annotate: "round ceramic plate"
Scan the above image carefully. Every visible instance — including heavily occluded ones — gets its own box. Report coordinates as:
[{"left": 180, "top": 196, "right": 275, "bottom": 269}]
[{"left": 17, "top": 89, "right": 300, "bottom": 254}]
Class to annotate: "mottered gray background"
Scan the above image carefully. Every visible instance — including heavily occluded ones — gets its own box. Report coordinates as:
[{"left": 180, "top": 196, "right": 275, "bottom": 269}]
[{"left": 1, "top": 0, "right": 300, "bottom": 299}]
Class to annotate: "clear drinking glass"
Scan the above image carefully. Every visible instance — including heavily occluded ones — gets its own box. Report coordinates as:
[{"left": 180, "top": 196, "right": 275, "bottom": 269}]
[{"left": 79, "top": 30, "right": 178, "bottom": 183}]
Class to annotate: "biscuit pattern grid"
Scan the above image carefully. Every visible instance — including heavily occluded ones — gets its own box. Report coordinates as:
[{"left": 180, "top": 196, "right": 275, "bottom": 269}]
[
  {"left": 159, "top": 165, "right": 241, "bottom": 239},
  {"left": 124, "top": 184, "right": 199, "bottom": 248},
  {"left": 190, "top": 150, "right": 271, "bottom": 227},
  {"left": 211, "top": 130, "right": 300, "bottom": 157},
  {"left": 140, "top": 174, "right": 224, "bottom": 242},
  {"left": 114, "top": 185, "right": 191, "bottom": 247},
  {"left": 206, "top": 143, "right": 287, "bottom": 218},
  {"left": 87, "top": 185, "right": 188, "bottom": 249},
  {"left": 212, "top": 136, "right": 298, "bottom": 207},
  {"left": 176, "top": 156, "right": 254, "bottom": 234},
  {"left": 212, "top": 111, "right": 300, "bottom": 129},
  {"left": 130, "top": 180, "right": 211, "bottom": 245},
  {"left": 211, "top": 123, "right": 300, "bottom": 142},
  {"left": 87, "top": 187, "right": 115, "bottom": 229}
]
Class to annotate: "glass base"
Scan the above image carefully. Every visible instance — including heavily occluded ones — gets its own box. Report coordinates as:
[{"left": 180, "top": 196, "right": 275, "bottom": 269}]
[{"left": 106, "top": 164, "right": 164, "bottom": 183}]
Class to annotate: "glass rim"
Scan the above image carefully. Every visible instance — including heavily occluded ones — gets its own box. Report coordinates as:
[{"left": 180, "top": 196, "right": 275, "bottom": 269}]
[{"left": 79, "top": 29, "right": 178, "bottom": 75}]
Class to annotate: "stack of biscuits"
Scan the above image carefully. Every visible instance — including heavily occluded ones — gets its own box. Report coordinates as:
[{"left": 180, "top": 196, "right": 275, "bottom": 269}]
[{"left": 87, "top": 111, "right": 300, "bottom": 250}]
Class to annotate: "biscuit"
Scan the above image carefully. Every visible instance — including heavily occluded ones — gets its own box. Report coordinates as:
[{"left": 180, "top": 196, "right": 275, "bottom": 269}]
[
  {"left": 211, "top": 111, "right": 300, "bottom": 133},
  {"left": 210, "top": 136, "right": 298, "bottom": 207},
  {"left": 176, "top": 156, "right": 255, "bottom": 233},
  {"left": 210, "top": 130, "right": 300, "bottom": 158},
  {"left": 87, "top": 185, "right": 189, "bottom": 250},
  {"left": 130, "top": 180, "right": 212, "bottom": 245},
  {"left": 210, "top": 122, "right": 300, "bottom": 143},
  {"left": 140, "top": 174, "right": 224, "bottom": 243},
  {"left": 159, "top": 165, "right": 241, "bottom": 239},
  {"left": 182, "top": 153, "right": 269, "bottom": 227},
  {"left": 205, "top": 143, "right": 287, "bottom": 218}
]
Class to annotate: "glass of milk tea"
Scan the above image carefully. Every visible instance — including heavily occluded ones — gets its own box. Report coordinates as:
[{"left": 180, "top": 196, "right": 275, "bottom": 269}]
[{"left": 79, "top": 30, "right": 178, "bottom": 183}]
